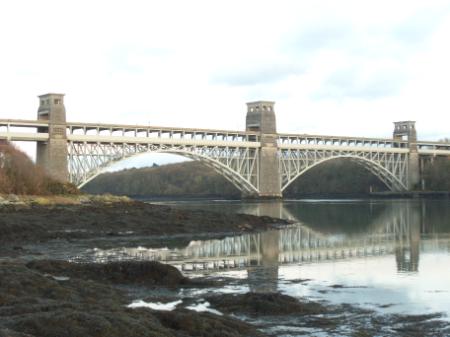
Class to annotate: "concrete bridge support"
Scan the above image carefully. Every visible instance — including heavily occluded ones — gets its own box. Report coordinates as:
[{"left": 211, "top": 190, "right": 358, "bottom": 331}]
[
  {"left": 246, "top": 101, "right": 282, "bottom": 198},
  {"left": 393, "top": 121, "right": 420, "bottom": 190},
  {"left": 36, "top": 93, "right": 69, "bottom": 182}
]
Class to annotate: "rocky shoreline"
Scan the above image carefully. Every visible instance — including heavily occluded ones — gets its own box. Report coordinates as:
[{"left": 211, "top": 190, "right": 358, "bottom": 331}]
[
  {"left": 1, "top": 197, "right": 449, "bottom": 337},
  {"left": 0, "top": 196, "right": 290, "bottom": 258}
]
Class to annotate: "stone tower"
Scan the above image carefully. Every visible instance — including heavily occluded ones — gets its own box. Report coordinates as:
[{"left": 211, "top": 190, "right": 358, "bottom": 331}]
[
  {"left": 393, "top": 121, "right": 419, "bottom": 190},
  {"left": 246, "top": 101, "right": 281, "bottom": 198},
  {"left": 36, "top": 93, "right": 69, "bottom": 182}
]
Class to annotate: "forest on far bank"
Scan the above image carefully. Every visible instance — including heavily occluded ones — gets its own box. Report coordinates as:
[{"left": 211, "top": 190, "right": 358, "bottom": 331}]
[{"left": 83, "top": 156, "right": 450, "bottom": 197}]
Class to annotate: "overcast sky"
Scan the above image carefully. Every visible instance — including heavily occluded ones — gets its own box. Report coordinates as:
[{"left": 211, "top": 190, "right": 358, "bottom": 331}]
[{"left": 2, "top": 0, "right": 450, "bottom": 168}]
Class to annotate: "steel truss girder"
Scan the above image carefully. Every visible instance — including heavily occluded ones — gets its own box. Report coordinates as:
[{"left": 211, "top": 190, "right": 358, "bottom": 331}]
[
  {"left": 68, "top": 141, "right": 260, "bottom": 195},
  {"left": 279, "top": 149, "right": 409, "bottom": 192}
]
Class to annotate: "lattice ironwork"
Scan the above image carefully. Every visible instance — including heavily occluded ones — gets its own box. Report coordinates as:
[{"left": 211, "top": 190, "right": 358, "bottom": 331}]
[
  {"left": 279, "top": 149, "right": 409, "bottom": 191},
  {"left": 68, "top": 141, "right": 260, "bottom": 195}
]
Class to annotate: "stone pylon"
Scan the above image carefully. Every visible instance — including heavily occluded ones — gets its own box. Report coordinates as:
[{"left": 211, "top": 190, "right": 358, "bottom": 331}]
[
  {"left": 36, "top": 93, "right": 69, "bottom": 182},
  {"left": 246, "top": 101, "right": 282, "bottom": 198},
  {"left": 393, "top": 121, "right": 420, "bottom": 190}
]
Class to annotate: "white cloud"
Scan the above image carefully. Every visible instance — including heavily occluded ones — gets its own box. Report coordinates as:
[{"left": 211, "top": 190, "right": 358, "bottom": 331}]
[{"left": 2, "top": 0, "right": 450, "bottom": 166}]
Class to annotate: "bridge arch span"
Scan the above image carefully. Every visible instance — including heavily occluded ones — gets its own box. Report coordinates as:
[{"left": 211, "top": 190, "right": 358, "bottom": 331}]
[
  {"left": 71, "top": 144, "right": 259, "bottom": 195},
  {"left": 280, "top": 154, "right": 408, "bottom": 192}
]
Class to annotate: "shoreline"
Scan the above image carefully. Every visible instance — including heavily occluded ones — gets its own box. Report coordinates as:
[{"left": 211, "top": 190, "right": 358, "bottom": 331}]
[
  {"left": 0, "top": 196, "right": 290, "bottom": 244},
  {"left": 95, "top": 191, "right": 450, "bottom": 203}
]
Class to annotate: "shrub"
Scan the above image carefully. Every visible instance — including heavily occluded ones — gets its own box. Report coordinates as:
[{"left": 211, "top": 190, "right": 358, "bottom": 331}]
[{"left": 0, "top": 142, "right": 79, "bottom": 195}]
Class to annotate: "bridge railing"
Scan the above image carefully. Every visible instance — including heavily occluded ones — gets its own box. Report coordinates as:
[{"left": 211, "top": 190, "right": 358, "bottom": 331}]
[
  {"left": 416, "top": 141, "right": 450, "bottom": 154},
  {"left": 0, "top": 119, "right": 261, "bottom": 144},
  {"left": 0, "top": 119, "right": 50, "bottom": 128},
  {"left": 1, "top": 119, "right": 449, "bottom": 155},
  {"left": 278, "top": 133, "right": 409, "bottom": 149},
  {"left": 66, "top": 122, "right": 260, "bottom": 143}
]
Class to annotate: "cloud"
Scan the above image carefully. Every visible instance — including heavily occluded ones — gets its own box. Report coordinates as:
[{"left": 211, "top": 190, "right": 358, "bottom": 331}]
[
  {"left": 391, "top": 5, "right": 450, "bottom": 47},
  {"left": 2, "top": 0, "right": 450, "bottom": 165},
  {"left": 313, "top": 67, "right": 407, "bottom": 100},
  {"left": 210, "top": 62, "right": 305, "bottom": 87},
  {"left": 282, "top": 4, "right": 450, "bottom": 63},
  {"left": 286, "top": 22, "right": 355, "bottom": 53},
  {"left": 108, "top": 46, "right": 174, "bottom": 74}
]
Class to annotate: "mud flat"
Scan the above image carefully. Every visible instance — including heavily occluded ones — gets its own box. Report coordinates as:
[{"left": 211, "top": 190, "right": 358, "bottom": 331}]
[
  {"left": 1, "top": 198, "right": 449, "bottom": 336},
  {"left": 0, "top": 198, "right": 288, "bottom": 248},
  {"left": 0, "top": 259, "right": 265, "bottom": 337},
  {"left": 1, "top": 259, "right": 449, "bottom": 337}
]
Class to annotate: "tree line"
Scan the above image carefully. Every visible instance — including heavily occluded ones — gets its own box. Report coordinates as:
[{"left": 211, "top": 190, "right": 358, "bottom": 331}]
[
  {"left": 83, "top": 156, "right": 450, "bottom": 197},
  {"left": 83, "top": 161, "right": 241, "bottom": 197}
]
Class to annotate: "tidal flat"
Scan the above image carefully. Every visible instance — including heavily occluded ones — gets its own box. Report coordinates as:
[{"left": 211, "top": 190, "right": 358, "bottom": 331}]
[{"left": 0, "top": 198, "right": 449, "bottom": 337}]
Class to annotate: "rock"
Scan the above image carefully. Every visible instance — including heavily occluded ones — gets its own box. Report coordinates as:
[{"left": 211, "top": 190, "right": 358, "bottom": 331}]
[
  {"left": 77, "top": 196, "right": 91, "bottom": 204},
  {"left": 26, "top": 260, "right": 191, "bottom": 287},
  {"left": 0, "top": 328, "right": 35, "bottom": 337},
  {"left": 154, "top": 309, "right": 267, "bottom": 337},
  {"left": 207, "top": 292, "right": 327, "bottom": 316},
  {"left": 0, "top": 260, "right": 265, "bottom": 337},
  {"left": 6, "top": 194, "right": 20, "bottom": 203},
  {"left": 0, "top": 201, "right": 289, "bottom": 247},
  {"left": 6, "top": 309, "right": 170, "bottom": 337}
]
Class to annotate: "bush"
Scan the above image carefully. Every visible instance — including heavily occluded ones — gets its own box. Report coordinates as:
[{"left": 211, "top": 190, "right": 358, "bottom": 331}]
[{"left": 0, "top": 142, "right": 79, "bottom": 195}]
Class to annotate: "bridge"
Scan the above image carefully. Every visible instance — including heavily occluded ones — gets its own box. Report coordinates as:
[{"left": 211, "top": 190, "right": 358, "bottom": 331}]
[{"left": 1, "top": 93, "right": 449, "bottom": 198}]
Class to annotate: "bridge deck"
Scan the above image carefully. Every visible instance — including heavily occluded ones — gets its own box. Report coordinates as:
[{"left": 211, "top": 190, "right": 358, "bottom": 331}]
[
  {"left": 0, "top": 118, "right": 258, "bottom": 136},
  {"left": 1, "top": 118, "right": 449, "bottom": 155}
]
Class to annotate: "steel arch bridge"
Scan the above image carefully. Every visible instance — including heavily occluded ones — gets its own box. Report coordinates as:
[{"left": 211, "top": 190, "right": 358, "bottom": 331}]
[
  {"left": 69, "top": 130, "right": 411, "bottom": 192},
  {"left": 0, "top": 93, "right": 449, "bottom": 197},
  {"left": 68, "top": 135, "right": 260, "bottom": 195},
  {"left": 279, "top": 149, "right": 408, "bottom": 191}
]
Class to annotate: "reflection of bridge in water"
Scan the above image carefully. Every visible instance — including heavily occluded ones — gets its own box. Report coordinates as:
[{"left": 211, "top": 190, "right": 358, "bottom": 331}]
[{"left": 91, "top": 202, "right": 423, "bottom": 277}]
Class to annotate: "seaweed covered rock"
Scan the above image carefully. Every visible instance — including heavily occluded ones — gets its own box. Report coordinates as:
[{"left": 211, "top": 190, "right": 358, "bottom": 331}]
[
  {"left": 0, "top": 201, "right": 289, "bottom": 248},
  {"left": 0, "top": 329, "right": 35, "bottom": 337},
  {"left": 26, "top": 260, "right": 190, "bottom": 287},
  {"left": 207, "top": 292, "right": 326, "bottom": 316},
  {"left": 0, "top": 261, "right": 263, "bottom": 337},
  {"left": 0, "top": 261, "right": 170, "bottom": 337},
  {"left": 155, "top": 309, "right": 267, "bottom": 337}
]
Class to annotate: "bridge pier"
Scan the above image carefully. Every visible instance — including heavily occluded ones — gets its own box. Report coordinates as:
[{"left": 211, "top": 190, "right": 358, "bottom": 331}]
[
  {"left": 36, "top": 93, "right": 69, "bottom": 182},
  {"left": 393, "top": 121, "right": 420, "bottom": 190},
  {"left": 246, "top": 101, "right": 282, "bottom": 199}
]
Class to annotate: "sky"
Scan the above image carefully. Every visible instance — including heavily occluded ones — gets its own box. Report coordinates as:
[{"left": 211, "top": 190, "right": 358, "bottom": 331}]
[{"left": 1, "top": 0, "right": 450, "bottom": 169}]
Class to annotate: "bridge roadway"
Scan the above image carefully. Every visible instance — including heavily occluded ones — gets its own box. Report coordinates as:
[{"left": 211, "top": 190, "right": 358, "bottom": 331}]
[{"left": 1, "top": 118, "right": 450, "bottom": 156}]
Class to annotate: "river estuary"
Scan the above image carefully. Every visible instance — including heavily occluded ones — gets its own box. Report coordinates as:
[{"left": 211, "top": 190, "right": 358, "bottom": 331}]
[
  {"left": 63, "top": 198, "right": 450, "bottom": 336},
  {"left": 159, "top": 199, "right": 450, "bottom": 316}
]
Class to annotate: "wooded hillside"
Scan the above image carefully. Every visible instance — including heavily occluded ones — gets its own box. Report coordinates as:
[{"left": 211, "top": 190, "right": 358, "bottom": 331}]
[
  {"left": 83, "top": 161, "right": 241, "bottom": 197},
  {"left": 83, "top": 155, "right": 450, "bottom": 197},
  {"left": 82, "top": 159, "right": 391, "bottom": 197},
  {"left": 0, "top": 142, "right": 78, "bottom": 195}
]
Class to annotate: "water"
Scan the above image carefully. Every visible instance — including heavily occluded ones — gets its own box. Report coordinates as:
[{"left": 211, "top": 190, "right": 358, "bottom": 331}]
[{"left": 82, "top": 199, "right": 450, "bottom": 321}]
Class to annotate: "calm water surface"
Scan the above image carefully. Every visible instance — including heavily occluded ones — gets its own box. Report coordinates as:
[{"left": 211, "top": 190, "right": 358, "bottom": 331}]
[{"left": 92, "top": 199, "right": 450, "bottom": 318}]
